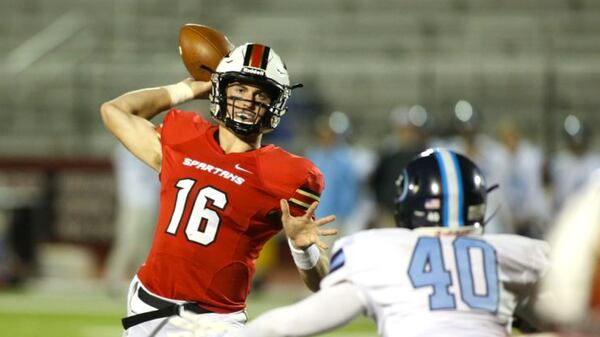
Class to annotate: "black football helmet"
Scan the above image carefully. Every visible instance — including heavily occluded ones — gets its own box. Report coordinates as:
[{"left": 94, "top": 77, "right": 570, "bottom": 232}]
[{"left": 394, "top": 148, "right": 487, "bottom": 231}]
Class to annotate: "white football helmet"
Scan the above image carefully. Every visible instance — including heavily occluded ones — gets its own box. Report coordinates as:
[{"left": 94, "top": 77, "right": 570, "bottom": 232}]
[{"left": 210, "top": 43, "right": 299, "bottom": 136}]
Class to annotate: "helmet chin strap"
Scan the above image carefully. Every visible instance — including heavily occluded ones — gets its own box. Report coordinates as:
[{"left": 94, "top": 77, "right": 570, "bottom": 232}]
[
  {"left": 222, "top": 98, "right": 266, "bottom": 137},
  {"left": 224, "top": 118, "right": 261, "bottom": 137},
  {"left": 483, "top": 205, "right": 501, "bottom": 227},
  {"left": 483, "top": 183, "right": 500, "bottom": 226}
]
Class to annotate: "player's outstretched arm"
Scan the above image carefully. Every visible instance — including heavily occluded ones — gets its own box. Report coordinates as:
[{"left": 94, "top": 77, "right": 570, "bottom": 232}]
[
  {"left": 168, "top": 282, "right": 365, "bottom": 337},
  {"left": 99, "top": 79, "right": 210, "bottom": 172},
  {"left": 280, "top": 199, "right": 337, "bottom": 291}
]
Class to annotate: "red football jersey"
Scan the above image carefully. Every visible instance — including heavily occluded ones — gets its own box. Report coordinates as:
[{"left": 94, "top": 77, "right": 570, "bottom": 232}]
[{"left": 137, "top": 109, "right": 324, "bottom": 313}]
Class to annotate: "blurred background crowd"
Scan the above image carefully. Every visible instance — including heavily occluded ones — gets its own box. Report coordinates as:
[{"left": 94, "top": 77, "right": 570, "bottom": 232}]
[{"left": 0, "top": 0, "right": 599, "bottom": 333}]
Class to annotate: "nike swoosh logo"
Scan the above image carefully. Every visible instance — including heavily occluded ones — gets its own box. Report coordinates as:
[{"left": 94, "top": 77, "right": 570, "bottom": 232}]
[{"left": 234, "top": 164, "right": 253, "bottom": 174}]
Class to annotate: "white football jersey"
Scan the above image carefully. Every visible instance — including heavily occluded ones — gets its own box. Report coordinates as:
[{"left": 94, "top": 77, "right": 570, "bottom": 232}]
[{"left": 321, "top": 228, "right": 549, "bottom": 337}]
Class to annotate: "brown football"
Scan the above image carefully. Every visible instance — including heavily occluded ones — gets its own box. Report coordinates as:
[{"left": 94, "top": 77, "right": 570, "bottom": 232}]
[{"left": 178, "top": 24, "right": 234, "bottom": 81}]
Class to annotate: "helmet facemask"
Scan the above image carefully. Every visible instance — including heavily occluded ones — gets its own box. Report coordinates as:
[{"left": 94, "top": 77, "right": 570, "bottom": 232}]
[
  {"left": 209, "top": 43, "right": 294, "bottom": 137},
  {"left": 210, "top": 72, "right": 290, "bottom": 136}
]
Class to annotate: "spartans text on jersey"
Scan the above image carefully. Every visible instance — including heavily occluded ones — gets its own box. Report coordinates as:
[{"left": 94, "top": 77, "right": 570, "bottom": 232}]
[{"left": 183, "top": 158, "right": 245, "bottom": 185}]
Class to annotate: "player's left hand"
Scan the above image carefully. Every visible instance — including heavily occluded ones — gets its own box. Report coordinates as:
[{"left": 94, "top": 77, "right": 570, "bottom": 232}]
[{"left": 280, "top": 199, "right": 337, "bottom": 250}]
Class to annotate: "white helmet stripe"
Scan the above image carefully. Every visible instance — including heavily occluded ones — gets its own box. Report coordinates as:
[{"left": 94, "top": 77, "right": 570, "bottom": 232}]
[{"left": 434, "top": 149, "right": 464, "bottom": 228}]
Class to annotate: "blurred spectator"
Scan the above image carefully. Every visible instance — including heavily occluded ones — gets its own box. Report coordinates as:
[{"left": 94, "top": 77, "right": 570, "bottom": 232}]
[
  {"left": 0, "top": 180, "right": 43, "bottom": 288},
  {"left": 549, "top": 115, "right": 600, "bottom": 212},
  {"left": 344, "top": 121, "right": 378, "bottom": 235},
  {"left": 440, "top": 100, "right": 513, "bottom": 234},
  {"left": 497, "top": 119, "right": 550, "bottom": 238},
  {"left": 264, "top": 77, "right": 326, "bottom": 152},
  {"left": 305, "top": 111, "right": 359, "bottom": 239},
  {"left": 104, "top": 144, "right": 160, "bottom": 295},
  {"left": 344, "top": 144, "right": 377, "bottom": 234},
  {"left": 371, "top": 105, "right": 430, "bottom": 227}
]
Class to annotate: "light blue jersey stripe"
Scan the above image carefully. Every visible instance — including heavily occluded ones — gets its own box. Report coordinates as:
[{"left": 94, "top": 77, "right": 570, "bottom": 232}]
[
  {"left": 434, "top": 149, "right": 464, "bottom": 228},
  {"left": 329, "top": 249, "right": 346, "bottom": 272}
]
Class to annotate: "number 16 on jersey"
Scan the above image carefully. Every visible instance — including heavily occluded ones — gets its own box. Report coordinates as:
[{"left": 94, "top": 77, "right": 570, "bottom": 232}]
[{"left": 166, "top": 179, "right": 228, "bottom": 246}]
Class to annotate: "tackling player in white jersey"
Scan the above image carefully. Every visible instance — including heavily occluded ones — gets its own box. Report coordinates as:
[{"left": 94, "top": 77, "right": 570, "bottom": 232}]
[
  {"left": 171, "top": 148, "right": 550, "bottom": 337},
  {"left": 535, "top": 170, "right": 600, "bottom": 336}
]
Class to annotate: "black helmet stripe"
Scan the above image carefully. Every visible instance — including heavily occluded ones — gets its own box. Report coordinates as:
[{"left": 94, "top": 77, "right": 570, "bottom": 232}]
[
  {"left": 243, "top": 44, "right": 270, "bottom": 70},
  {"left": 259, "top": 46, "right": 271, "bottom": 70},
  {"left": 243, "top": 44, "right": 254, "bottom": 67}
]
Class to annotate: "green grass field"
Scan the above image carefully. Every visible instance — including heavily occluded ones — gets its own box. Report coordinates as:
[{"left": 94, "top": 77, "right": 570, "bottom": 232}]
[{"left": 0, "top": 280, "right": 377, "bottom": 337}]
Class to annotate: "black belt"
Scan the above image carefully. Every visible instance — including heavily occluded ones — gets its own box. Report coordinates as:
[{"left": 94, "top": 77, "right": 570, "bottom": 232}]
[{"left": 122, "top": 287, "right": 212, "bottom": 330}]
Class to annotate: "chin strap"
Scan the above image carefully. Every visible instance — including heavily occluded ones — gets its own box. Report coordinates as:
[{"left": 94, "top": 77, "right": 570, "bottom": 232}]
[
  {"left": 483, "top": 183, "right": 500, "bottom": 225},
  {"left": 224, "top": 118, "right": 260, "bottom": 136},
  {"left": 483, "top": 205, "right": 501, "bottom": 226}
]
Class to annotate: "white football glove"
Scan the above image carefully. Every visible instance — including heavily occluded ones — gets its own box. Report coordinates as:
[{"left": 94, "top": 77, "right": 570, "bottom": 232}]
[{"left": 167, "top": 311, "right": 238, "bottom": 337}]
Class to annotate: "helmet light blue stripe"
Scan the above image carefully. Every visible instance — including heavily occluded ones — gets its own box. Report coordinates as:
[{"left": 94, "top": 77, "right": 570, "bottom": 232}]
[{"left": 434, "top": 149, "right": 464, "bottom": 228}]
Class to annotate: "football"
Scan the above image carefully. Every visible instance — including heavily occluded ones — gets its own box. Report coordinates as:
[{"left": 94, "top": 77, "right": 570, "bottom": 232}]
[{"left": 178, "top": 24, "right": 234, "bottom": 81}]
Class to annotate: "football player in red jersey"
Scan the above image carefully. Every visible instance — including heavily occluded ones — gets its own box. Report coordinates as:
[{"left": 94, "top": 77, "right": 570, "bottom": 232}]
[{"left": 100, "top": 43, "right": 337, "bottom": 337}]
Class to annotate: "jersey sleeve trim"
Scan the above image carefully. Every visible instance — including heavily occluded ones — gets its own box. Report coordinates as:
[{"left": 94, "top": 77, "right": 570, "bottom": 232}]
[
  {"left": 329, "top": 248, "right": 346, "bottom": 274},
  {"left": 297, "top": 187, "right": 321, "bottom": 200},
  {"left": 289, "top": 186, "right": 321, "bottom": 210}
]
